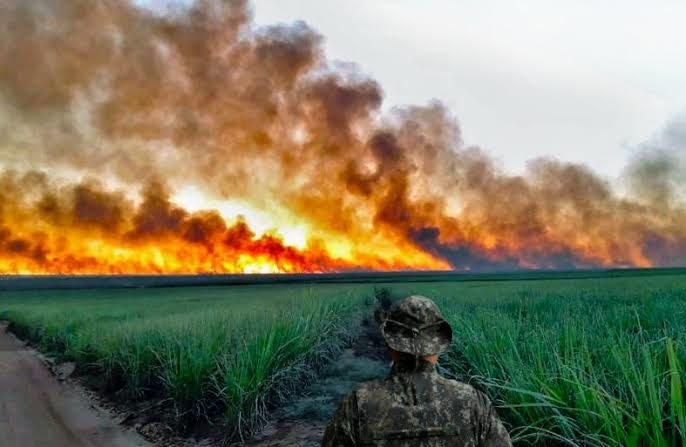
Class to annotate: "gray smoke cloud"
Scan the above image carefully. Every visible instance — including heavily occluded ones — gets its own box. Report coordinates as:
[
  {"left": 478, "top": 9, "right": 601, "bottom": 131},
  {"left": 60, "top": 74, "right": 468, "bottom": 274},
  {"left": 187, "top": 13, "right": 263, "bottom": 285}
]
[
  {"left": 626, "top": 115, "right": 686, "bottom": 207},
  {"left": 0, "top": 0, "right": 684, "bottom": 272}
]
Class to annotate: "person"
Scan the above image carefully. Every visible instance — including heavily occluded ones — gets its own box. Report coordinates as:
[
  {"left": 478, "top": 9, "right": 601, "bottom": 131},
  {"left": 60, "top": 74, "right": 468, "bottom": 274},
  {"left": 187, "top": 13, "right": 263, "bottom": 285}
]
[{"left": 322, "top": 295, "right": 512, "bottom": 446}]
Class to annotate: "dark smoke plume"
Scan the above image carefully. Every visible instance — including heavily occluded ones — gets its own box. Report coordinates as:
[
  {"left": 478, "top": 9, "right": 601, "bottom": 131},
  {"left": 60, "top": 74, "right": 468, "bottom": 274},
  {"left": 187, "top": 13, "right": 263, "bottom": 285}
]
[{"left": 0, "top": 0, "right": 684, "bottom": 272}]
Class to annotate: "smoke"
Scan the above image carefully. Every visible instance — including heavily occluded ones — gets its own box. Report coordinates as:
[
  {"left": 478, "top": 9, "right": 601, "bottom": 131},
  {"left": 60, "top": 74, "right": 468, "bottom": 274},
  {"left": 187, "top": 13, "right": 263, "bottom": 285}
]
[
  {"left": 626, "top": 116, "right": 686, "bottom": 207},
  {"left": 0, "top": 0, "right": 684, "bottom": 273}
]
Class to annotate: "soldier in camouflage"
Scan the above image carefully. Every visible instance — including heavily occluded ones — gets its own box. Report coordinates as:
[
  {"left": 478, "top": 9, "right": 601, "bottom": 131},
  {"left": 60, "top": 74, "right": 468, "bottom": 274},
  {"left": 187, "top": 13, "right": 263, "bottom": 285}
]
[{"left": 322, "top": 295, "right": 512, "bottom": 446}]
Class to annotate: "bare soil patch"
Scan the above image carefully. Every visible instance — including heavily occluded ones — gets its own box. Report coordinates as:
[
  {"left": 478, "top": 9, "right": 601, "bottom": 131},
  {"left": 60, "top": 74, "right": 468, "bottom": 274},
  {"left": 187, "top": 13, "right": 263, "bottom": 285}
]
[{"left": 0, "top": 322, "right": 150, "bottom": 447}]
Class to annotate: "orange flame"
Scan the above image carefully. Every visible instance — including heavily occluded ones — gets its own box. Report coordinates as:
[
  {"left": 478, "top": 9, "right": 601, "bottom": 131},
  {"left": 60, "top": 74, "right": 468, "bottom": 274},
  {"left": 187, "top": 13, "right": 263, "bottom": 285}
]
[{"left": 0, "top": 175, "right": 447, "bottom": 274}]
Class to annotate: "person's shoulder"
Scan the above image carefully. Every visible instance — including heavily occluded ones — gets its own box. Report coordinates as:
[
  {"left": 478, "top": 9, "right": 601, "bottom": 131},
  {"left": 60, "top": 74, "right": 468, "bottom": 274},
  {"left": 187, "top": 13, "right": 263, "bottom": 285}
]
[
  {"left": 353, "top": 376, "right": 387, "bottom": 399},
  {"left": 434, "top": 375, "right": 490, "bottom": 405},
  {"left": 433, "top": 373, "right": 475, "bottom": 391}
]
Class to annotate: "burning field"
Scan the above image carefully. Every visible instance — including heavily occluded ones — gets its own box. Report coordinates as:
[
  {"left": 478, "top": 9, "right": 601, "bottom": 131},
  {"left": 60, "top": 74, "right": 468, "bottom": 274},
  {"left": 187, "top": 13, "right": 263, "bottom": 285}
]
[
  {"left": 0, "top": 0, "right": 685, "bottom": 274},
  {"left": 3, "top": 3, "right": 686, "bottom": 446}
]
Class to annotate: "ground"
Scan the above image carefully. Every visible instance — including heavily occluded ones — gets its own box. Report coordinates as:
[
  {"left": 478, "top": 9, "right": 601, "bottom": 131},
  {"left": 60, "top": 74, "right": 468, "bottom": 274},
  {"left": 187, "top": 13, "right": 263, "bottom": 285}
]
[{"left": 0, "top": 322, "right": 149, "bottom": 447}]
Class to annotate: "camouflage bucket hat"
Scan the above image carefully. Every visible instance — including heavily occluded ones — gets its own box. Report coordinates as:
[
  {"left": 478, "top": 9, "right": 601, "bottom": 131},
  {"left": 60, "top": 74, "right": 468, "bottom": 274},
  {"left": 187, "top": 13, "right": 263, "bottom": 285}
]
[{"left": 379, "top": 295, "right": 453, "bottom": 356}]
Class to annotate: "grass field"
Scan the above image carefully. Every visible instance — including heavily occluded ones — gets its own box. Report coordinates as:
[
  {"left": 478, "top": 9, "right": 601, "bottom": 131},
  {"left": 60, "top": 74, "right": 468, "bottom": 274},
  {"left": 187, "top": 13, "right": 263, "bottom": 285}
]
[
  {"left": 1, "top": 270, "right": 686, "bottom": 445},
  {"left": 0, "top": 284, "right": 371, "bottom": 438}
]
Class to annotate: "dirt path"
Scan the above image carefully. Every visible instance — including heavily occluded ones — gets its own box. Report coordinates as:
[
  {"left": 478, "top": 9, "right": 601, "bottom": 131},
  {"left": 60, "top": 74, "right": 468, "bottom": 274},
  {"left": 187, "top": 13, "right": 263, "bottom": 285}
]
[{"left": 0, "top": 322, "right": 150, "bottom": 447}]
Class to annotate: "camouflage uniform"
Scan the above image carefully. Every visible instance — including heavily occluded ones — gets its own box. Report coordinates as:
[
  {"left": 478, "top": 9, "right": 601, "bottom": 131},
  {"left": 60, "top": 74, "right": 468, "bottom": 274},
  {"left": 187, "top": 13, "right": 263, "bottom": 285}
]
[{"left": 322, "top": 296, "right": 512, "bottom": 447}]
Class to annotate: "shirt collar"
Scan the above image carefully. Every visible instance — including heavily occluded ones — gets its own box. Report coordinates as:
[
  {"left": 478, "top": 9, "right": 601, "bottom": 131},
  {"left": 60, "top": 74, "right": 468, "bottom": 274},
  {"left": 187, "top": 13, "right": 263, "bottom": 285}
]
[{"left": 390, "top": 358, "right": 437, "bottom": 374}]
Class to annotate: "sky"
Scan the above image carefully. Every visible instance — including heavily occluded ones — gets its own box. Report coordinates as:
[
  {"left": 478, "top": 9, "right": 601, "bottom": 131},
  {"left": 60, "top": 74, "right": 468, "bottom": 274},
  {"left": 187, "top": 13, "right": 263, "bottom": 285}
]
[
  {"left": 251, "top": 0, "right": 686, "bottom": 179},
  {"left": 135, "top": 0, "right": 686, "bottom": 179}
]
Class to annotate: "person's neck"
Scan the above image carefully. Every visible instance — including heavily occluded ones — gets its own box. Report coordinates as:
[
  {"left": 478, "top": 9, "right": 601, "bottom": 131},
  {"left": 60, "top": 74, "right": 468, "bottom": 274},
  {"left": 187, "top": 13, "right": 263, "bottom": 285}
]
[{"left": 391, "top": 357, "right": 436, "bottom": 374}]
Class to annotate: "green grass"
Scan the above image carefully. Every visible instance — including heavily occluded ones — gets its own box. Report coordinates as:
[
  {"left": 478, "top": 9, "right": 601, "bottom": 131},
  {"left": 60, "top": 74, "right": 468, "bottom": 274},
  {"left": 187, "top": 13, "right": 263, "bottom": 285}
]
[
  {"left": 408, "top": 275, "right": 686, "bottom": 446},
  {"left": 2, "top": 272, "right": 686, "bottom": 445},
  {"left": 0, "top": 284, "right": 369, "bottom": 438}
]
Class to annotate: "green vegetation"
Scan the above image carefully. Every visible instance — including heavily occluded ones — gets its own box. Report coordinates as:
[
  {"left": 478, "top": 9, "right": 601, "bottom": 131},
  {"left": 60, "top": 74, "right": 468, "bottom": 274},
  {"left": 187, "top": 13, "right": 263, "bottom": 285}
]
[
  {"left": 0, "top": 284, "right": 368, "bottom": 438},
  {"left": 403, "top": 275, "right": 686, "bottom": 446},
  {"left": 1, "top": 271, "right": 686, "bottom": 445}
]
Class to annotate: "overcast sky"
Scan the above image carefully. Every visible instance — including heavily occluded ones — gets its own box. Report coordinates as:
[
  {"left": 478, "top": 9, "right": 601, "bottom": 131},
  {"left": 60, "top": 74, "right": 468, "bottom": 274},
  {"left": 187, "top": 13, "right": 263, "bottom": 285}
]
[{"left": 140, "top": 0, "right": 686, "bottom": 178}]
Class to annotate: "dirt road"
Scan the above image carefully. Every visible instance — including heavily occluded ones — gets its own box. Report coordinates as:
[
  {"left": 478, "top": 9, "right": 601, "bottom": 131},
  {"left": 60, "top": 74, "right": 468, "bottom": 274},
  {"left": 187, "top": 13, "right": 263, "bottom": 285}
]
[{"left": 0, "top": 322, "right": 150, "bottom": 447}]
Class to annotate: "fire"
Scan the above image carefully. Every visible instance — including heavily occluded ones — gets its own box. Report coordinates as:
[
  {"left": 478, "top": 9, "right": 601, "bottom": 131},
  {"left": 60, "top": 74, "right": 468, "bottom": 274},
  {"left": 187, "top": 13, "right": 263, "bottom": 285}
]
[
  {"left": 0, "top": 0, "right": 684, "bottom": 274},
  {"left": 0, "top": 174, "right": 447, "bottom": 273}
]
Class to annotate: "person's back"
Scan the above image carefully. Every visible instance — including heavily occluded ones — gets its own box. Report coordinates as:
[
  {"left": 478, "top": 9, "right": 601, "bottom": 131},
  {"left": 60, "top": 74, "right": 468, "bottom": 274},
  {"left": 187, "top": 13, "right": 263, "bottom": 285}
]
[{"left": 322, "top": 296, "right": 511, "bottom": 446}]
